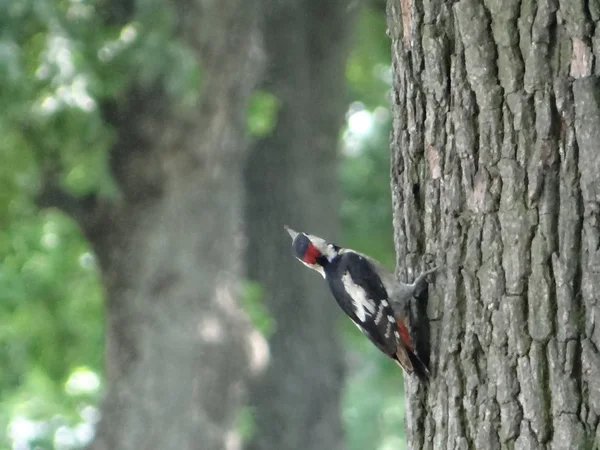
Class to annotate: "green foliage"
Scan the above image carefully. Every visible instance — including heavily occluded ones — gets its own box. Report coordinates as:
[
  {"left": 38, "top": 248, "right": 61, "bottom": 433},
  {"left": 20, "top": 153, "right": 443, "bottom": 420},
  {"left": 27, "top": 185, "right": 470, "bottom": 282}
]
[
  {"left": 235, "top": 406, "right": 257, "bottom": 444},
  {"left": 0, "top": 0, "right": 400, "bottom": 448},
  {"left": 343, "top": 353, "right": 407, "bottom": 450},
  {"left": 240, "top": 280, "right": 276, "bottom": 338},
  {"left": 0, "top": 211, "right": 103, "bottom": 448},
  {"left": 247, "top": 90, "right": 280, "bottom": 137},
  {"left": 125, "top": 2, "right": 203, "bottom": 105},
  {"left": 340, "top": 114, "right": 407, "bottom": 448},
  {"left": 0, "top": 0, "right": 204, "bottom": 447},
  {"left": 346, "top": 7, "right": 392, "bottom": 109},
  {"left": 340, "top": 5, "right": 407, "bottom": 450},
  {"left": 340, "top": 118, "right": 394, "bottom": 268}
]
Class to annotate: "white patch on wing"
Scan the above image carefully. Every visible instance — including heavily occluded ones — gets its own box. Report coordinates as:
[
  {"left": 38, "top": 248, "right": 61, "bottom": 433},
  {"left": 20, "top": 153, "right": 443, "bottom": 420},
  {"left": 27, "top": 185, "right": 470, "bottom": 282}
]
[
  {"left": 374, "top": 303, "right": 385, "bottom": 324},
  {"left": 342, "top": 272, "right": 376, "bottom": 322},
  {"left": 385, "top": 322, "right": 392, "bottom": 338}
]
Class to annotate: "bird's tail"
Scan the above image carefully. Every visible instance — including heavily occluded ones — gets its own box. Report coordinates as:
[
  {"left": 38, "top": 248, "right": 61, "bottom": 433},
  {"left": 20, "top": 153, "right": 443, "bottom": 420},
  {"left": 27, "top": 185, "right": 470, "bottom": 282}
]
[
  {"left": 407, "top": 349, "right": 430, "bottom": 383},
  {"left": 396, "top": 347, "right": 430, "bottom": 384}
]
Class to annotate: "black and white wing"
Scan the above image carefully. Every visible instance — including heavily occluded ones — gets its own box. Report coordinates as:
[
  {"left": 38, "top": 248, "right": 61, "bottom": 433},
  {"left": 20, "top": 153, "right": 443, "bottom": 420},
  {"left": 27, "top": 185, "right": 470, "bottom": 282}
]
[
  {"left": 327, "top": 251, "right": 400, "bottom": 356},
  {"left": 327, "top": 250, "right": 430, "bottom": 381}
]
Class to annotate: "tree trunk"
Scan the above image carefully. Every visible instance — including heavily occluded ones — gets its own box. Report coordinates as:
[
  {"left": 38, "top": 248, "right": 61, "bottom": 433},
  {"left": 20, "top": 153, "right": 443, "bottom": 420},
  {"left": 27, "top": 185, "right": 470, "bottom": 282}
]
[
  {"left": 387, "top": 0, "right": 600, "bottom": 449},
  {"left": 63, "top": 1, "right": 264, "bottom": 449},
  {"left": 244, "top": 1, "right": 356, "bottom": 449}
]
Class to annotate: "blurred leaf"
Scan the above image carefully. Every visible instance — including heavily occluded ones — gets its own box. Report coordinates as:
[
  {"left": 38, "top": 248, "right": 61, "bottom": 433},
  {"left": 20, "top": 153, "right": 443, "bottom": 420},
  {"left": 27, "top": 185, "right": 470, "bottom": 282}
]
[
  {"left": 345, "top": 6, "right": 391, "bottom": 109},
  {"left": 235, "top": 406, "right": 257, "bottom": 443},
  {"left": 240, "top": 280, "right": 276, "bottom": 338},
  {"left": 340, "top": 117, "right": 394, "bottom": 268},
  {"left": 342, "top": 345, "right": 407, "bottom": 450},
  {"left": 340, "top": 6, "right": 407, "bottom": 450},
  {"left": 247, "top": 90, "right": 280, "bottom": 137}
]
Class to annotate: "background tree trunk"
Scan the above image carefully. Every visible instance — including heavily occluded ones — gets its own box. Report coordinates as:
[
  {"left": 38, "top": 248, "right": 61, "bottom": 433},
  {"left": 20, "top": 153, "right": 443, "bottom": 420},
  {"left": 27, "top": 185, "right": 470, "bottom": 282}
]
[
  {"left": 244, "top": 1, "right": 356, "bottom": 449},
  {"left": 71, "top": 1, "right": 264, "bottom": 449},
  {"left": 387, "top": 0, "right": 600, "bottom": 448}
]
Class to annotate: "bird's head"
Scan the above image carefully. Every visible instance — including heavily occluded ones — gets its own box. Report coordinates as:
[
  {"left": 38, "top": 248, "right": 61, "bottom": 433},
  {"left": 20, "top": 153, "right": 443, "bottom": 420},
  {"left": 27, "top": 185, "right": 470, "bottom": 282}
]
[{"left": 285, "top": 226, "right": 340, "bottom": 277}]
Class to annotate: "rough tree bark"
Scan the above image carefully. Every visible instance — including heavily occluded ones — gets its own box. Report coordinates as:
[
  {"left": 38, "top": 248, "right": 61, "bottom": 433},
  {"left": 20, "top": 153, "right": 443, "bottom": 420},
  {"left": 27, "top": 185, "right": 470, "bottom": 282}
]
[
  {"left": 244, "top": 1, "right": 355, "bottom": 449},
  {"left": 38, "top": 1, "right": 264, "bottom": 449},
  {"left": 387, "top": 0, "right": 600, "bottom": 449}
]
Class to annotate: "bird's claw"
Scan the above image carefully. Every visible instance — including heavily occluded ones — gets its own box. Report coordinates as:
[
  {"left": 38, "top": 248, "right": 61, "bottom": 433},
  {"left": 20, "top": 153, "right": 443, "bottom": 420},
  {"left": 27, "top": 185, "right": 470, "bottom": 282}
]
[
  {"left": 412, "top": 265, "right": 442, "bottom": 300},
  {"left": 416, "top": 265, "right": 441, "bottom": 282}
]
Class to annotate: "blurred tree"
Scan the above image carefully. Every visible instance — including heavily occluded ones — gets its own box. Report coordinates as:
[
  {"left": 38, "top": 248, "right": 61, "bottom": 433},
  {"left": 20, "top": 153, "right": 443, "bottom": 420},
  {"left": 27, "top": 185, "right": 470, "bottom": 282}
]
[
  {"left": 84, "top": 2, "right": 262, "bottom": 448},
  {"left": 1, "top": 1, "right": 412, "bottom": 450},
  {"left": 388, "top": 0, "right": 600, "bottom": 448},
  {"left": 2, "top": 0, "right": 264, "bottom": 448},
  {"left": 244, "top": 1, "right": 355, "bottom": 449}
]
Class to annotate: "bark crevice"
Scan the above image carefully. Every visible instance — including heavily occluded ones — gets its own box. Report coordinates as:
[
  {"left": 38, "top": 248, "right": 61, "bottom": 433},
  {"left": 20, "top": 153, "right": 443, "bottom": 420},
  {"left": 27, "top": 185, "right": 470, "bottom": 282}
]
[{"left": 388, "top": 0, "right": 600, "bottom": 448}]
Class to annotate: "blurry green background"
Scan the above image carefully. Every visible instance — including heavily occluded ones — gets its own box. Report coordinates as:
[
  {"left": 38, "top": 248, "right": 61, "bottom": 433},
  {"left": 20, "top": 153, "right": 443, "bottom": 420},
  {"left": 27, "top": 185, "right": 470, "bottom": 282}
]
[{"left": 0, "top": 2, "right": 404, "bottom": 449}]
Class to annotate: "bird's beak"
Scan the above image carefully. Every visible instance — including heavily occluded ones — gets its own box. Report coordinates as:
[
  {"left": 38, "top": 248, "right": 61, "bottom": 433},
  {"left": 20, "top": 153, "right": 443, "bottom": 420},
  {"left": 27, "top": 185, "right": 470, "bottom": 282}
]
[{"left": 284, "top": 225, "right": 299, "bottom": 241}]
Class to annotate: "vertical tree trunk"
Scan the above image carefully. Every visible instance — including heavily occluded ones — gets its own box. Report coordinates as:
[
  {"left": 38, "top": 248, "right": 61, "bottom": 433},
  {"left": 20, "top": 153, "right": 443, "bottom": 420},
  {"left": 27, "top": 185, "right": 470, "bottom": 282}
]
[
  {"left": 66, "top": 1, "right": 264, "bottom": 449},
  {"left": 244, "top": 1, "right": 355, "bottom": 449},
  {"left": 387, "top": 0, "right": 600, "bottom": 448}
]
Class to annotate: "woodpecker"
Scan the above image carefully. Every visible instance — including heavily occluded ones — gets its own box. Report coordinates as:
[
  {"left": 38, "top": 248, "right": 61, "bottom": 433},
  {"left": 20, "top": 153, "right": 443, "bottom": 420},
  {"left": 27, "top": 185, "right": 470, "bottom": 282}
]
[{"left": 285, "top": 226, "right": 437, "bottom": 383}]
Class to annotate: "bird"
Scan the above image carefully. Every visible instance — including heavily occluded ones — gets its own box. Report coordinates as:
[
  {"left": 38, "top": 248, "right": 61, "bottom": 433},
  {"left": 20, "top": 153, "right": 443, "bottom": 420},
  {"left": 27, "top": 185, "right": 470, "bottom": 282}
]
[{"left": 285, "top": 225, "right": 437, "bottom": 383}]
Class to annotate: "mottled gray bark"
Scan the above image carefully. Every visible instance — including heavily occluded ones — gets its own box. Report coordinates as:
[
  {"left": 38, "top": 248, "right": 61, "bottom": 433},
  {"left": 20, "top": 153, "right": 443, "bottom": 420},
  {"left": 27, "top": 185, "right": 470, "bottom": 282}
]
[
  {"left": 244, "top": 1, "right": 356, "bottom": 449},
  {"left": 387, "top": 0, "right": 600, "bottom": 449},
  {"left": 45, "top": 1, "right": 265, "bottom": 449}
]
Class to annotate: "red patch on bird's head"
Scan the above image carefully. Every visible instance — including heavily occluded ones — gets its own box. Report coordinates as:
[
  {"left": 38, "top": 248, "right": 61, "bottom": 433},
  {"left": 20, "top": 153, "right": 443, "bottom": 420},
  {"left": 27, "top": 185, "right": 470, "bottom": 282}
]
[
  {"left": 291, "top": 232, "right": 323, "bottom": 265},
  {"left": 302, "top": 242, "right": 322, "bottom": 265}
]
